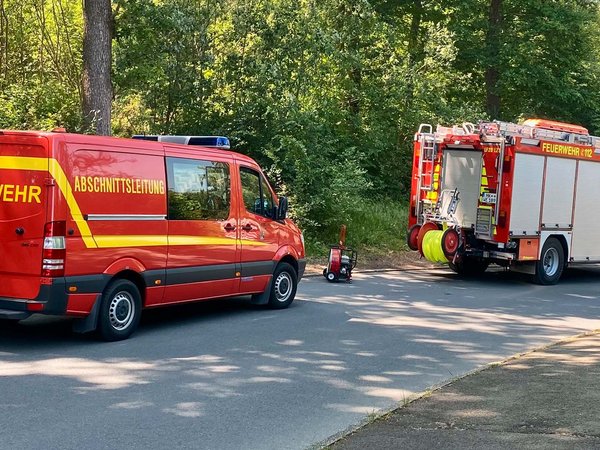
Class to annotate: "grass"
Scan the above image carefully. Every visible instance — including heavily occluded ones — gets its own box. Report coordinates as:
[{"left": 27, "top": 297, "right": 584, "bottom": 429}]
[{"left": 305, "top": 199, "right": 410, "bottom": 266}]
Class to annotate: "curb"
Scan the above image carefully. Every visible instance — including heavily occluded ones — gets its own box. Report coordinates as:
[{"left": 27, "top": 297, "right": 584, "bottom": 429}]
[
  {"left": 302, "top": 266, "right": 437, "bottom": 279},
  {"left": 314, "top": 328, "right": 600, "bottom": 449}
]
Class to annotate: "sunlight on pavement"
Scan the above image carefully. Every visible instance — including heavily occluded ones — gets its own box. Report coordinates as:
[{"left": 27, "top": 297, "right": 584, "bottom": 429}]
[
  {"left": 0, "top": 357, "right": 155, "bottom": 389},
  {"left": 163, "top": 402, "right": 204, "bottom": 418}
]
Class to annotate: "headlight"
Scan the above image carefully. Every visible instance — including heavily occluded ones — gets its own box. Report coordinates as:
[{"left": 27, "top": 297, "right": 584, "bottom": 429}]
[{"left": 300, "top": 233, "right": 305, "bottom": 249}]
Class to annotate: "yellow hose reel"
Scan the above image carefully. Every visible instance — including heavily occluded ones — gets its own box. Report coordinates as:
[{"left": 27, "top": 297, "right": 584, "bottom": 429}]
[
  {"left": 421, "top": 230, "right": 449, "bottom": 264},
  {"left": 416, "top": 222, "right": 461, "bottom": 264}
]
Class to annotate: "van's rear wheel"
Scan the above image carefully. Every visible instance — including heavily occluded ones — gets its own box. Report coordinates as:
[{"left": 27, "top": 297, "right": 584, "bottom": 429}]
[
  {"left": 268, "top": 262, "right": 298, "bottom": 309},
  {"left": 98, "top": 279, "right": 141, "bottom": 341},
  {"left": 533, "top": 237, "right": 564, "bottom": 285}
]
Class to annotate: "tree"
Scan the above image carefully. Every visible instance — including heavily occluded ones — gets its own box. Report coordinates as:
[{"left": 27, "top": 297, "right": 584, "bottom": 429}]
[
  {"left": 485, "top": 0, "right": 501, "bottom": 118},
  {"left": 82, "top": 0, "right": 112, "bottom": 135}
]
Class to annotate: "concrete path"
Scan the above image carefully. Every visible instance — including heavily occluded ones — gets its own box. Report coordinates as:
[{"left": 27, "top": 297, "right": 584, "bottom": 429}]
[{"left": 331, "top": 333, "right": 600, "bottom": 449}]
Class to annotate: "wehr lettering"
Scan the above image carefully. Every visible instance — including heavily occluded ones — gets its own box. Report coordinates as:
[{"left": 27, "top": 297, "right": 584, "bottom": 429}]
[{"left": 0, "top": 184, "right": 42, "bottom": 203}]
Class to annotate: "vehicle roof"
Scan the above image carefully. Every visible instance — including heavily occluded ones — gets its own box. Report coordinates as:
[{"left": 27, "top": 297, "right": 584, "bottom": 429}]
[{"left": 0, "top": 129, "right": 257, "bottom": 164}]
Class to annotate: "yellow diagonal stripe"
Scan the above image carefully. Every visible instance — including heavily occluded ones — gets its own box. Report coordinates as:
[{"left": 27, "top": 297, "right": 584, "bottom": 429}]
[{"left": 0, "top": 156, "right": 270, "bottom": 249}]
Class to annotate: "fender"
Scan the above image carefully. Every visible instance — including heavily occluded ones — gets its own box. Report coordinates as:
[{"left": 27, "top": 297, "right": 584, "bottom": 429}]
[
  {"left": 274, "top": 244, "right": 300, "bottom": 263},
  {"left": 250, "top": 245, "right": 299, "bottom": 306},
  {"left": 103, "top": 257, "right": 147, "bottom": 275}
]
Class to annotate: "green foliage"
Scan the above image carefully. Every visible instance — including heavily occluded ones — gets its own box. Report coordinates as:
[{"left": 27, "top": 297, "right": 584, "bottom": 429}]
[
  {"left": 305, "top": 198, "right": 409, "bottom": 259},
  {"left": 2, "top": 0, "right": 600, "bottom": 247},
  {"left": 0, "top": 0, "right": 82, "bottom": 130}
]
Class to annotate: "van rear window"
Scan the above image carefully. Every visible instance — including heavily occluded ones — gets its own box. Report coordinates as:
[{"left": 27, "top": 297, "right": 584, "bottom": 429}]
[{"left": 166, "top": 157, "right": 231, "bottom": 220}]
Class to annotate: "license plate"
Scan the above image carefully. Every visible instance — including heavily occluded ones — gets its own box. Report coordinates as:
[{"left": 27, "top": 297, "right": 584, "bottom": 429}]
[{"left": 481, "top": 192, "right": 497, "bottom": 204}]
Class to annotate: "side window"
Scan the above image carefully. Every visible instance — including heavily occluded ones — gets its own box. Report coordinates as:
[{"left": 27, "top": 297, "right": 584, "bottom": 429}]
[
  {"left": 167, "top": 157, "right": 231, "bottom": 220},
  {"left": 240, "top": 167, "right": 275, "bottom": 219},
  {"left": 260, "top": 175, "right": 275, "bottom": 218}
]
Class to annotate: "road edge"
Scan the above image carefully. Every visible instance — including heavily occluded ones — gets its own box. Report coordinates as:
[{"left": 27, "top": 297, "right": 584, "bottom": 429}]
[{"left": 312, "top": 328, "right": 600, "bottom": 450}]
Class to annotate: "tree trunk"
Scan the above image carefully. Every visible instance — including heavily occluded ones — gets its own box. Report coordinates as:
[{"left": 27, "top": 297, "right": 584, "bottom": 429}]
[
  {"left": 485, "top": 0, "right": 501, "bottom": 119},
  {"left": 82, "top": 0, "right": 112, "bottom": 135},
  {"left": 404, "top": 0, "right": 423, "bottom": 110}
]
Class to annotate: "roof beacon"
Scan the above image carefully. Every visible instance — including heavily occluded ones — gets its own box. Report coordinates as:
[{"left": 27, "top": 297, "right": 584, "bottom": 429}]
[{"left": 132, "top": 135, "right": 231, "bottom": 149}]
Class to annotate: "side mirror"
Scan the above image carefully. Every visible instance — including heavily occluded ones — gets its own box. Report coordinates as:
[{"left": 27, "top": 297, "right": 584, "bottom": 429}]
[{"left": 276, "top": 196, "right": 288, "bottom": 220}]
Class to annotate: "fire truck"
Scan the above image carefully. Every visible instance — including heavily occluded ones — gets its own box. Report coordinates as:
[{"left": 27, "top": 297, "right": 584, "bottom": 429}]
[{"left": 407, "top": 118, "right": 600, "bottom": 285}]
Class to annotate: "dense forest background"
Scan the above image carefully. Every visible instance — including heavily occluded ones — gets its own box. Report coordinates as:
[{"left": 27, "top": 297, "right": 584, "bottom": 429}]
[{"left": 1, "top": 0, "right": 599, "bottom": 253}]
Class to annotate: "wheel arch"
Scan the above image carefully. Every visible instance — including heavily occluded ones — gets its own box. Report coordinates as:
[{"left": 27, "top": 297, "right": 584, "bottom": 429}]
[
  {"left": 278, "top": 254, "right": 298, "bottom": 275},
  {"left": 540, "top": 232, "right": 570, "bottom": 264},
  {"left": 107, "top": 270, "right": 147, "bottom": 306},
  {"left": 274, "top": 245, "right": 300, "bottom": 275}
]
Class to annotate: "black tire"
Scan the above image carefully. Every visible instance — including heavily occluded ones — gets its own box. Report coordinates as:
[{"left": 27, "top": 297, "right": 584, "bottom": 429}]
[
  {"left": 268, "top": 262, "right": 298, "bottom": 309},
  {"left": 326, "top": 272, "right": 338, "bottom": 282},
  {"left": 0, "top": 319, "right": 20, "bottom": 329},
  {"left": 98, "top": 279, "right": 142, "bottom": 341},
  {"left": 448, "top": 256, "right": 489, "bottom": 277},
  {"left": 533, "top": 237, "right": 564, "bottom": 285}
]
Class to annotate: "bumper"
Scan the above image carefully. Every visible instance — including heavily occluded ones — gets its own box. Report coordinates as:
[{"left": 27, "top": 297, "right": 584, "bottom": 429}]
[
  {"left": 0, "top": 274, "right": 109, "bottom": 320},
  {"left": 298, "top": 258, "right": 306, "bottom": 280}
]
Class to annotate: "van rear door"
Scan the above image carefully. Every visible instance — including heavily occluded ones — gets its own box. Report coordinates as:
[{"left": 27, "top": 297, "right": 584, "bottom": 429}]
[{"left": 0, "top": 134, "right": 48, "bottom": 299}]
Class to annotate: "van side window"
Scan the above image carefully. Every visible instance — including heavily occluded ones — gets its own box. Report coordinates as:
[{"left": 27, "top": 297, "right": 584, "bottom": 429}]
[
  {"left": 167, "top": 157, "right": 231, "bottom": 220},
  {"left": 240, "top": 167, "right": 275, "bottom": 219}
]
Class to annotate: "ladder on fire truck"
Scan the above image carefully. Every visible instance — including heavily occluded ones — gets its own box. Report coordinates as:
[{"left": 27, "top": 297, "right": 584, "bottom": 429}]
[
  {"left": 489, "top": 120, "right": 600, "bottom": 147},
  {"left": 415, "top": 124, "right": 436, "bottom": 223}
]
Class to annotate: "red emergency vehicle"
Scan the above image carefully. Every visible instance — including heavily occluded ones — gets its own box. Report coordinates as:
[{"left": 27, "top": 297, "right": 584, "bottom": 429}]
[
  {"left": 0, "top": 130, "right": 305, "bottom": 340},
  {"left": 407, "top": 119, "right": 600, "bottom": 285}
]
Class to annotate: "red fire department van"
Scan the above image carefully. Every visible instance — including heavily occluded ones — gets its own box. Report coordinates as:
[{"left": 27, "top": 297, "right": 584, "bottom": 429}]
[
  {"left": 407, "top": 118, "right": 600, "bottom": 285},
  {"left": 0, "top": 130, "right": 305, "bottom": 340}
]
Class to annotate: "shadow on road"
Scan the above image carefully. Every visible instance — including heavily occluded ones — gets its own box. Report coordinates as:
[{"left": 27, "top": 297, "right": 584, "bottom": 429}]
[{"left": 0, "top": 296, "right": 267, "bottom": 348}]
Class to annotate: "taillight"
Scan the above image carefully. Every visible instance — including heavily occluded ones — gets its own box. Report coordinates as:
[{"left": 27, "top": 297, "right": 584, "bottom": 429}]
[
  {"left": 498, "top": 210, "right": 507, "bottom": 228},
  {"left": 42, "top": 221, "right": 66, "bottom": 277}
]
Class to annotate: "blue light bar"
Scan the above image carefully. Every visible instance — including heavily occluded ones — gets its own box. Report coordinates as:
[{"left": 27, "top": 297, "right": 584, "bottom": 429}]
[{"left": 132, "top": 135, "right": 231, "bottom": 149}]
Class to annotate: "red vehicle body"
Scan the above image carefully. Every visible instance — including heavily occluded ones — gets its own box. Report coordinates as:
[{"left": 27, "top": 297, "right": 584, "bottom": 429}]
[
  {"left": 408, "top": 119, "right": 600, "bottom": 284},
  {"left": 0, "top": 130, "right": 305, "bottom": 340}
]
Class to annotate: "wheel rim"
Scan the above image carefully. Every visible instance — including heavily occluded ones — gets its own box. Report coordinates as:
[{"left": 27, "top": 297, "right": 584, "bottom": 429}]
[
  {"left": 327, "top": 273, "right": 335, "bottom": 281},
  {"left": 442, "top": 229, "right": 459, "bottom": 256},
  {"left": 543, "top": 247, "right": 559, "bottom": 277},
  {"left": 109, "top": 291, "right": 135, "bottom": 331},
  {"left": 274, "top": 271, "right": 293, "bottom": 302}
]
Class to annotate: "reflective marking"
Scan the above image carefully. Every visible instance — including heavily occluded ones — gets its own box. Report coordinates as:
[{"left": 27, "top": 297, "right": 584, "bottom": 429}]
[
  {"left": 87, "top": 214, "right": 166, "bottom": 221},
  {"left": 0, "top": 156, "right": 269, "bottom": 249}
]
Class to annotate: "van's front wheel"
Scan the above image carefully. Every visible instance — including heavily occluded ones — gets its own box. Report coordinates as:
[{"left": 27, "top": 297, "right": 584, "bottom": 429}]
[
  {"left": 98, "top": 279, "right": 142, "bottom": 341},
  {"left": 268, "top": 262, "right": 298, "bottom": 309}
]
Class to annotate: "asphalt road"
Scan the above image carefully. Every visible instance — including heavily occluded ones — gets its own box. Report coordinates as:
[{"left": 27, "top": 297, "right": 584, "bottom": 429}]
[{"left": 2, "top": 266, "right": 600, "bottom": 450}]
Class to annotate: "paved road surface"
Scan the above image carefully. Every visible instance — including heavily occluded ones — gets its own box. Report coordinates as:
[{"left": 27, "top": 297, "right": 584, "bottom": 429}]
[{"left": 1, "top": 267, "right": 600, "bottom": 449}]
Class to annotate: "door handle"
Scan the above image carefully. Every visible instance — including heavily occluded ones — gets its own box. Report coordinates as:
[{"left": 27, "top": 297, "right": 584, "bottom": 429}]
[
  {"left": 224, "top": 223, "right": 236, "bottom": 232},
  {"left": 241, "top": 224, "right": 253, "bottom": 232}
]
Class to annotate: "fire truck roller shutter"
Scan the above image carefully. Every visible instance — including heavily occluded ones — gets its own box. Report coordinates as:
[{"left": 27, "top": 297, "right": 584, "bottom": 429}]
[
  {"left": 510, "top": 154, "right": 544, "bottom": 236},
  {"left": 441, "top": 149, "right": 483, "bottom": 228},
  {"left": 541, "top": 158, "right": 576, "bottom": 230},
  {"left": 571, "top": 161, "right": 600, "bottom": 261}
]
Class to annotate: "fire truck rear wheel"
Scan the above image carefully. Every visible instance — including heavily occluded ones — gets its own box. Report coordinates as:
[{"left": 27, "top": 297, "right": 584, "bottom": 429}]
[
  {"left": 98, "top": 279, "right": 142, "bottom": 341},
  {"left": 448, "top": 257, "right": 489, "bottom": 276},
  {"left": 533, "top": 237, "right": 564, "bottom": 285},
  {"left": 268, "top": 262, "right": 298, "bottom": 309}
]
